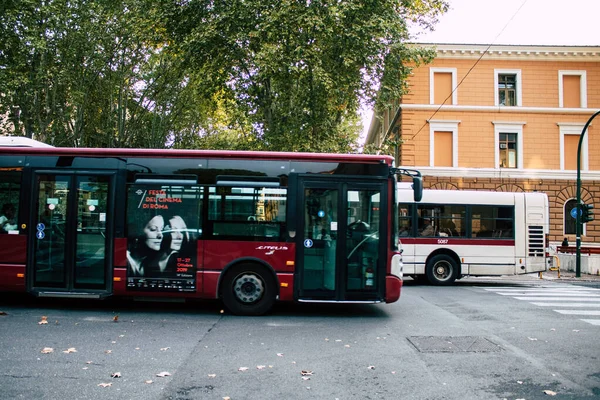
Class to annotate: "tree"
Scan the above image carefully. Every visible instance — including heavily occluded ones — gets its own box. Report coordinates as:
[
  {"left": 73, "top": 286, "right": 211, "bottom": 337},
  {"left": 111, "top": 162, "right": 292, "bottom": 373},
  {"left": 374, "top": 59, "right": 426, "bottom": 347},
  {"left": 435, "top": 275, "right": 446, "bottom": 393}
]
[{"left": 167, "top": 0, "right": 448, "bottom": 153}]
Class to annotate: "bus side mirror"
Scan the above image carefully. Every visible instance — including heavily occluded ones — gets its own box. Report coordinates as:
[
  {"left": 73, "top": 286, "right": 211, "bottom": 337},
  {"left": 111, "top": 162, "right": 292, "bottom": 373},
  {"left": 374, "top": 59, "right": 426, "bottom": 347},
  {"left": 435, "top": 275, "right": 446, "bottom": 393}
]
[{"left": 412, "top": 176, "right": 423, "bottom": 202}]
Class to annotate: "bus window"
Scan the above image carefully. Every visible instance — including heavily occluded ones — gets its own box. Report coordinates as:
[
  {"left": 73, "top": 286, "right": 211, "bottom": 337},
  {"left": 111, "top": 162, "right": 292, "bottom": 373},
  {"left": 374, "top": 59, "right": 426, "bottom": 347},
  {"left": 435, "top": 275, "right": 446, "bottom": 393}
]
[
  {"left": 472, "top": 205, "right": 514, "bottom": 238},
  {"left": 398, "top": 204, "right": 412, "bottom": 237},
  {"left": 208, "top": 186, "right": 286, "bottom": 240},
  {"left": 0, "top": 171, "right": 21, "bottom": 234}
]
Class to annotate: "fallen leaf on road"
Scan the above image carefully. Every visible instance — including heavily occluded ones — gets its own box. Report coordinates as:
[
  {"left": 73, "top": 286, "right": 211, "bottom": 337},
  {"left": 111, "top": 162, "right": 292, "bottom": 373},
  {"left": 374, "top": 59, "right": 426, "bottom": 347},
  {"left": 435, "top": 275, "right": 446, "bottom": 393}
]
[
  {"left": 39, "top": 316, "right": 48, "bottom": 325},
  {"left": 302, "top": 376, "right": 310, "bottom": 381},
  {"left": 86, "top": 361, "right": 93, "bottom": 364},
  {"left": 301, "top": 370, "right": 313, "bottom": 376},
  {"left": 105, "top": 350, "right": 112, "bottom": 354},
  {"left": 528, "top": 337, "right": 538, "bottom": 341},
  {"left": 145, "top": 380, "right": 153, "bottom": 384},
  {"left": 160, "top": 347, "right": 170, "bottom": 351},
  {"left": 223, "top": 397, "right": 231, "bottom": 400},
  {"left": 0, "top": 311, "right": 7, "bottom": 315},
  {"left": 368, "top": 366, "right": 375, "bottom": 370},
  {"left": 238, "top": 367, "right": 249, "bottom": 372},
  {"left": 208, "top": 374, "right": 216, "bottom": 378},
  {"left": 543, "top": 390, "right": 557, "bottom": 396},
  {"left": 572, "top": 330, "right": 580, "bottom": 332},
  {"left": 256, "top": 365, "right": 266, "bottom": 370},
  {"left": 63, "top": 348, "right": 77, "bottom": 353},
  {"left": 344, "top": 345, "right": 350, "bottom": 348},
  {"left": 97, "top": 383, "right": 112, "bottom": 388},
  {"left": 111, "top": 372, "right": 121, "bottom": 378},
  {"left": 113, "top": 315, "right": 119, "bottom": 322},
  {"left": 277, "top": 353, "right": 284, "bottom": 357},
  {"left": 41, "top": 347, "right": 54, "bottom": 354},
  {"left": 156, "top": 371, "right": 171, "bottom": 377},
  {"left": 517, "top": 381, "right": 523, "bottom": 384}
]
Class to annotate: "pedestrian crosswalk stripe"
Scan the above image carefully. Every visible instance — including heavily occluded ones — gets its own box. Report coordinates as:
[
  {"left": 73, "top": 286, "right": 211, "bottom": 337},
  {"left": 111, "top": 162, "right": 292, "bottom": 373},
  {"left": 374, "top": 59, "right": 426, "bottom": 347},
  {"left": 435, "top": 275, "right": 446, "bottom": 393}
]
[
  {"left": 513, "top": 296, "right": 600, "bottom": 301},
  {"left": 530, "top": 302, "right": 600, "bottom": 307},
  {"left": 553, "top": 310, "right": 600, "bottom": 316},
  {"left": 580, "top": 319, "right": 600, "bottom": 326},
  {"left": 495, "top": 292, "right": 600, "bottom": 297}
]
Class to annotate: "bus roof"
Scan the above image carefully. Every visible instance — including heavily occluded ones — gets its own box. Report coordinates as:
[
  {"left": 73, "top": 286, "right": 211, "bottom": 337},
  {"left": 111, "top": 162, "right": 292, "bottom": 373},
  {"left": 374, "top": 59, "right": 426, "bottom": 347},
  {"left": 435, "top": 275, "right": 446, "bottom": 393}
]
[
  {"left": 398, "top": 185, "right": 547, "bottom": 205},
  {"left": 0, "top": 143, "right": 394, "bottom": 165}
]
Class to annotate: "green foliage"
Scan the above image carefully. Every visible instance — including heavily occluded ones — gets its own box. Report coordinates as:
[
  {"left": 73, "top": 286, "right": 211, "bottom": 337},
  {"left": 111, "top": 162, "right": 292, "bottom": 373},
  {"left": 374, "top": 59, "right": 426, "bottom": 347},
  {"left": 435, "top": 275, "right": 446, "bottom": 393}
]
[{"left": 0, "top": 0, "right": 447, "bottom": 151}]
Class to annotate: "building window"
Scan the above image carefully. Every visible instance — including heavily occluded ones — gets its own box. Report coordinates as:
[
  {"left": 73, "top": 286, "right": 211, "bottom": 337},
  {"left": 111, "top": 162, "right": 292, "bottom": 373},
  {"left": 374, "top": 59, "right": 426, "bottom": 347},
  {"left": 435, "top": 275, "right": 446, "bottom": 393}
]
[
  {"left": 493, "top": 122, "right": 524, "bottom": 169},
  {"left": 494, "top": 69, "right": 522, "bottom": 106},
  {"left": 559, "top": 71, "right": 587, "bottom": 108},
  {"left": 498, "top": 133, "right": 517, "bottom": 168},
  {"left": 430, "top": 68, "right": 457, "bottom": 105},
  {"left": 559, "top": 123, "right": 588, "bottom": 171},
  {"left": 428, "top": 120, "right": 460, "bottom": 167}
]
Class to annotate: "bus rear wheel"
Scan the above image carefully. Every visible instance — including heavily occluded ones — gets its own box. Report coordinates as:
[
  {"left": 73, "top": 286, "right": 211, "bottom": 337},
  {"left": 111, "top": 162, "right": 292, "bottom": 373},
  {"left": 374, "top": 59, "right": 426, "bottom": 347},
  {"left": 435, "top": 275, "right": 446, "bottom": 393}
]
[
  {"left": 221, "top": 263, "right": 276, "bottom": 316},
  {"left": 426, "top": 254, "right": 458, "bottom": 285}
]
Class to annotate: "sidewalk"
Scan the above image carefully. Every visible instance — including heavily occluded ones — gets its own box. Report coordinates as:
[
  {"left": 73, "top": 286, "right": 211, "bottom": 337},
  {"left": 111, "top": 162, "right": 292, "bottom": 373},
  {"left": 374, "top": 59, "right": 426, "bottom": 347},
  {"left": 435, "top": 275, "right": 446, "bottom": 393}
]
[{"left": 537, "top": 267, "right": 600, "bottom": 282}]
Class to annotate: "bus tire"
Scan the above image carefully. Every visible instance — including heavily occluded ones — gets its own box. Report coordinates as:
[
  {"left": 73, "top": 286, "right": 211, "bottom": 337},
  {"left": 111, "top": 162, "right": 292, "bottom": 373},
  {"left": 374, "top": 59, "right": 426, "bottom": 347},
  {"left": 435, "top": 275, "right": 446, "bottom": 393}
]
[
  {"left": 425, "top": 254, "right": 458, "bottom": 285},
  {"left": 221, "top": 263, "right": 277, "bottom": 316}
]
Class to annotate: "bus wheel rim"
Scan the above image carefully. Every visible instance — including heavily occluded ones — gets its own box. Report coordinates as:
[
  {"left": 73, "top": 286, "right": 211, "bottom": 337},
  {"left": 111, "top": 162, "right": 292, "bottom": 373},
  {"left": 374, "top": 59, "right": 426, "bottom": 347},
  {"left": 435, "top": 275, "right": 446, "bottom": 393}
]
[
  {"left": 434, "top": 262, "right": 451, "bottom": 280},
  {"left": 233, "top": 273, "right": 264, "bottom": 303}
]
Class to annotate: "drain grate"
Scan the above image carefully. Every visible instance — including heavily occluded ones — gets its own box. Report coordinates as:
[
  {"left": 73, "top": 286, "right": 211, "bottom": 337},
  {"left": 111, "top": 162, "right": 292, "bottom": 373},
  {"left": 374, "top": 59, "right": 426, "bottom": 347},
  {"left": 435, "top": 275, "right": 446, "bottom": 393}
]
[{"left": 407, "top": 336, "right": 502, "bottom": 353}]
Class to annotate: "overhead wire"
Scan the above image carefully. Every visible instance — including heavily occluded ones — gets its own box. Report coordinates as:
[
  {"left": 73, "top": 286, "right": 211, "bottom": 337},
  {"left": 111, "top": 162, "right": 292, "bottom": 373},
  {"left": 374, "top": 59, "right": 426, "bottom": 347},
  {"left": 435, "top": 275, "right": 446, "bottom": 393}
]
[{"left": 406, "top": 0, "right": 530, "bottom": 142}]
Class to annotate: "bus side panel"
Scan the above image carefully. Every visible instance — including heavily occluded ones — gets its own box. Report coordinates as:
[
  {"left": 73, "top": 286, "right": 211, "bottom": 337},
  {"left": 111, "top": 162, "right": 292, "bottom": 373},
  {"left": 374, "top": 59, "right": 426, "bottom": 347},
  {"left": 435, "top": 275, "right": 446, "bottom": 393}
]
[
  {"left": 203, "top": 240, "right": 295, "bottom": 299},
  {"left": 0, "top": 235, "right": 27, "bottom": 291}
]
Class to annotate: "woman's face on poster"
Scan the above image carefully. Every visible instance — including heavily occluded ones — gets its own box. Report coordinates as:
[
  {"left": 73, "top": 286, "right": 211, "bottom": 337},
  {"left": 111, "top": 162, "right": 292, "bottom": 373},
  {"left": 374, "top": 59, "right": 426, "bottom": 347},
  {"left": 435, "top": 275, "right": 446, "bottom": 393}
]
[
  {"left": 169, "top": 216, "right": 187, "bottom": 251},
  {"left": 143, "top": 215, "right": 164, "bottom": 251}
]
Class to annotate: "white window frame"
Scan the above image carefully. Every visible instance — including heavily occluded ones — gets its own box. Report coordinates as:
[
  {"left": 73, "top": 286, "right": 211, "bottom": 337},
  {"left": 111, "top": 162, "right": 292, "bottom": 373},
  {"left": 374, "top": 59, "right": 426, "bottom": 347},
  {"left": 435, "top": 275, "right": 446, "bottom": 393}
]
[
  {"left": 558, "top": 70, "right": 587, "bottom": 108},
  {"left": 493, "top": 122, "right": 525, "bottom": 169},
  {"left": 430, "top": 68, "right": 458, "bottom": 105},
  {"left": 494, "top": 69, "right": 522, "bottom": 106},
  {"left": 558, "top": 122, "right": 589, "bottom": 171},
  {"left": 428, "top": 120, "right": 460, "bottom": 167}
]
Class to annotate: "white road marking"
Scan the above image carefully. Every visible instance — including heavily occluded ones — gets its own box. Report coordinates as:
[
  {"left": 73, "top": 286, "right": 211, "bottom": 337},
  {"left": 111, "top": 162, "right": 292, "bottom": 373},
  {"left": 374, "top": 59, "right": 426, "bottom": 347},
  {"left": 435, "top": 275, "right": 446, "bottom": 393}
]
[
  {"left": 530, "top": 302, "right": 600, "bottom": 307},
  {"left": 514, "top": 297, "right": 600, "bottom": 301},
  {"left": 580, "top": 319, "right": 600, "bottom": 326},
  {"left": 553, "top": 310, "right": 600, "bottom": 316}
]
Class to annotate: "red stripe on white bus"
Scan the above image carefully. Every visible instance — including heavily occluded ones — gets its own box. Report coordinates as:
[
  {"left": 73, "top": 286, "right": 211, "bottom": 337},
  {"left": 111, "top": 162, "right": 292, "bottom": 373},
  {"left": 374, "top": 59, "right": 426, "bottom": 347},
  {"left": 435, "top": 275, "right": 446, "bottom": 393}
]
[{"left": 399, "top": 238, "right": 515, "bottom": 246}]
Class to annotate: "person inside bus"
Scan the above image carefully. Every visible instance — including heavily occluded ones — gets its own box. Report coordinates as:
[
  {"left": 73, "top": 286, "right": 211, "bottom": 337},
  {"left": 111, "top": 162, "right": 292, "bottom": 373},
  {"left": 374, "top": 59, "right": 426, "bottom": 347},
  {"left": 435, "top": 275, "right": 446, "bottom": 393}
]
[
  {"left": 126, "top": 214, "right": 165, "bottom": 277},
  {"left": 420, "top": 218, "right": 435, "bottom": 236},
  {"left": 399, "top": 221, "right": 411, "bottom": 237},
  {"left": 0, "top": 203, "right": 17, "bottom": 233}
]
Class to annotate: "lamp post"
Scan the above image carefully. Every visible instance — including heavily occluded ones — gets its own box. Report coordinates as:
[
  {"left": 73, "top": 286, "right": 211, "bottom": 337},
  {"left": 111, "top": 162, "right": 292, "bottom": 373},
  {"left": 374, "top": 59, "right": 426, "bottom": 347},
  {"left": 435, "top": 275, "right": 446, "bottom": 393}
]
[{"left": 576, "top": 110, "right": 600, "bottom": 278}]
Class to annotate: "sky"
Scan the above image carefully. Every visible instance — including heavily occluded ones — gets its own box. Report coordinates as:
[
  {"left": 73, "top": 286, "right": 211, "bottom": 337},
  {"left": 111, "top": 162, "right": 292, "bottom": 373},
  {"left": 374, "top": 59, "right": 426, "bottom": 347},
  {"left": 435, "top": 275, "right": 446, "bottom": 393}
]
[{"left": 360, "top": 0, "right": 600, "bottom": 140}]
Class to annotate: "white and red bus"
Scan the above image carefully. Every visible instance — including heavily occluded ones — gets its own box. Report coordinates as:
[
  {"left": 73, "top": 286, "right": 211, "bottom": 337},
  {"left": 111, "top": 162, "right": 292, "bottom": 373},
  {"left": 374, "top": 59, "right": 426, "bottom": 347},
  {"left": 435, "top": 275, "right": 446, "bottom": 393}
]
[
  {"left": 397, "top": 186, "right": 549, "bottom": 285},
  {"left": 0, "top": 142, "right": 421, "bottom": 315}
]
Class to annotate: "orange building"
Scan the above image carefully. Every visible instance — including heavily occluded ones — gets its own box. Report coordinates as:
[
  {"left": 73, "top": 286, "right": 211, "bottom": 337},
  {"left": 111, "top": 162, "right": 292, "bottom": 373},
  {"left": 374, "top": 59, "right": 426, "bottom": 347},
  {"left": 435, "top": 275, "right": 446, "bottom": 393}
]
[{"left": 366, "top": 44, "right": 600, "bottom": 245}]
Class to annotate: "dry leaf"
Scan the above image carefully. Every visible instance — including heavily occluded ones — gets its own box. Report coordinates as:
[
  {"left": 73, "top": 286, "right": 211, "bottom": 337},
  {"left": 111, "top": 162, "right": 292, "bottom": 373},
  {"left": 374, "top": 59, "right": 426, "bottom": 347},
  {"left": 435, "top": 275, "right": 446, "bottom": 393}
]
[
  {"left": 105, "top": 350, "right": 112, "bottom": 354},
  {"left": 238, "top": 367, "right": 249, "bottom": 372},
  {"left": 41, "top": 347, "right": 54, "bottom": 354},
  {"left": 572, "top": 329, "right": 580, "bottom": 332},
  {"left": 111, "top": 372, "right": 122, "bottom": 378},
  {"left": 256, "top": 365, "right": 266, "bottom": 370},
  {"left": 543, "top": 390, "right": 557, "bottom": 396},
  {"left": 86, "top": 361, "right": 93, "bottom": 364},
  {"left": 119, "top": 335, "right": 125, "bottom": 338},
  {"left": 0, "top": 311, "right": 8, "bottom": 315},
  {"left": 62, "top": 347, "right": 77, "bottom": 353},
  {"left": 277, "top": 353, "right": 284, "bottom": 357},
  {"left": 302, "top": 376, "right": 310, "bottom": 381},
  {"left": 113, "top": 315, "right": 119, "bottom": 322},
  {"left": 111, "top": 341, "right": 116, "bottom": 344},
  {"left": 344, "top": 345, "right": 350, "bottom": 348},
  {"left": 528, "top": 337, "right": 538, "bottom": 341},
  {"left": 97, "top": 383, "right": 112, "bottom": 388},
  {"left": 208, "top": 374, "right": 216, "bottom": 378},
  {"left": 223, "top": 397, "right": 231, "bottom": 400},
  {"left": 368, "top": 366, "right": 375, "bottom": 370},
  {"left": 301, "top": 370, "right": 313, "bottom": 376},
  {"left": 39, "top": 316, "right": 48, "bottom": 325},
  {"left": 156, "top": 371, "right": 171, "bottom": 377},
  {"left": 160, "top": 347, "right": 170, "bottom": 351},
  {"left": 145, "top": 380, "right": 153, "bottom": 384}
]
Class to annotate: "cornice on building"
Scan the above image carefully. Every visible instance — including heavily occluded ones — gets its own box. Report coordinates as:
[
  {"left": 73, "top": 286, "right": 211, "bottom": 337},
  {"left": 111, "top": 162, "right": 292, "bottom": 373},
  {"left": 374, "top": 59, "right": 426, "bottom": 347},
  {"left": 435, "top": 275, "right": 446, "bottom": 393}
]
[
  {"left": 400, "top": 104, "right": 598, "bottom": 115},
  {"left": 412, "top": 43, "right": 600, "bottom": 62},
  {"left": 415, "top": 166, "right": 600, "bottom": 181}
]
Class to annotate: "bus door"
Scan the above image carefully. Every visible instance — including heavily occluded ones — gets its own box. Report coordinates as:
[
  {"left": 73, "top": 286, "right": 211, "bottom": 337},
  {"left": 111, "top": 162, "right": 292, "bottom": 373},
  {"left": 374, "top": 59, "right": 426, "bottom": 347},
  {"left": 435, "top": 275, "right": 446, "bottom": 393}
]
[
  {"left": 291, "top": 176, "right": 387, "bottom": 302},
  {"left": 28, "top": 172, "right": 114, "bottom": 296}
]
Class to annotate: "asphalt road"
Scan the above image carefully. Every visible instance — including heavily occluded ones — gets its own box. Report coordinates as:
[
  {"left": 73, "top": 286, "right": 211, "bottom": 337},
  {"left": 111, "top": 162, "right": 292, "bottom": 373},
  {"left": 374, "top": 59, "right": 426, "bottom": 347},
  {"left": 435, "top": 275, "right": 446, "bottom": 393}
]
[{"left": 1, "top": 276, "right": 599, "bottom": 400}]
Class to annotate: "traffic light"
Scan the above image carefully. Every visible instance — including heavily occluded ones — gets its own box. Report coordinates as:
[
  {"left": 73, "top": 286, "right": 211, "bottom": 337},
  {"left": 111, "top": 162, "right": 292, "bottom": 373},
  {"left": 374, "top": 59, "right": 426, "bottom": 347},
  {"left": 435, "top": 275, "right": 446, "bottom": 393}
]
[{"left": 582, "top": 203, "right": 595, "bottom": 223}]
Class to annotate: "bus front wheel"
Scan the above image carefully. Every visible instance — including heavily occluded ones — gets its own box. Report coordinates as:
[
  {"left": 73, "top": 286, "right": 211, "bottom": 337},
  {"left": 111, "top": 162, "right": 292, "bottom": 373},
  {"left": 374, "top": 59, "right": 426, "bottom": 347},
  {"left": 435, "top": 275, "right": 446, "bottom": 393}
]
[
  {"left": 426, "top": 254, "right": 458, "bottom": 285},
  {"left": 221, "top": 263, "right": 277, "bottom": 316}
]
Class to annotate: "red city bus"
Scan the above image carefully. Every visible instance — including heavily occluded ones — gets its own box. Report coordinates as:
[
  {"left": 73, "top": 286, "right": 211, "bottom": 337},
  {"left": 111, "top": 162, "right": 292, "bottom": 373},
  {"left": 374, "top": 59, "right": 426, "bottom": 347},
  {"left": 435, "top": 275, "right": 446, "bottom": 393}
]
[{"left": 0, "top": 142, "right": 421, "bottom": 315}]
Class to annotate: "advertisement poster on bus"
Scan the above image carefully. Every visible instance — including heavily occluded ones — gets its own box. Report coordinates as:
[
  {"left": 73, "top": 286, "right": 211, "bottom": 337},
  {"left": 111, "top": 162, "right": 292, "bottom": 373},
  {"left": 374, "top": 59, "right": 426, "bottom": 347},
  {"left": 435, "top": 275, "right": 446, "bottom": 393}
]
[{"left": 125, "top": 185, "right": 199, "bottom": 292}]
